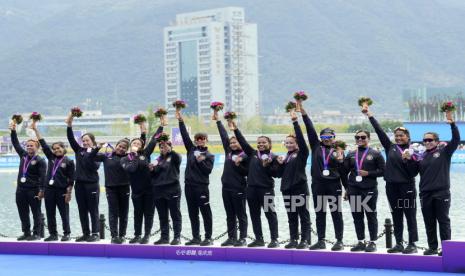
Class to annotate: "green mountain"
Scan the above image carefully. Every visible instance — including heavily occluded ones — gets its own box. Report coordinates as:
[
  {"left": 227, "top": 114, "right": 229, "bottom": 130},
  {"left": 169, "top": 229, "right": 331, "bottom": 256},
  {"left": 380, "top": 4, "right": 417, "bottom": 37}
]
[{"left": 1, "top": 0, "right": 465, "bottom": 124}]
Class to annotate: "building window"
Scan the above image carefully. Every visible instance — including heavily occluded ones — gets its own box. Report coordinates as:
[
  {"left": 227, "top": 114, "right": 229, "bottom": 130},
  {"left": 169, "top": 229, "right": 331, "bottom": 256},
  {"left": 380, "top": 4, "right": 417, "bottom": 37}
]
[{"left": 179, "top": 40, "right": 199, "bottom": 116}]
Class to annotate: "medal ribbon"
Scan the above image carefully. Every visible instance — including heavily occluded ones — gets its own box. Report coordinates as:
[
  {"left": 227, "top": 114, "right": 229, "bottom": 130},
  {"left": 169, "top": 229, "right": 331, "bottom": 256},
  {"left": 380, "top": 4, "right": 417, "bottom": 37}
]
[
  {"left": 50, "top": 157, "right": 65, "bottom": 180},
  {"left": 355, "top": 147, "right": 370, "bottom": 176},
  {"left": 321, "top": 147, "right": 334, "bottom": 170},
  {"left": 228, "top": 151, "right": 244, "bottom": 160},
  {"left": 22, "top": 155, "right": 37, "bottom": 178}
]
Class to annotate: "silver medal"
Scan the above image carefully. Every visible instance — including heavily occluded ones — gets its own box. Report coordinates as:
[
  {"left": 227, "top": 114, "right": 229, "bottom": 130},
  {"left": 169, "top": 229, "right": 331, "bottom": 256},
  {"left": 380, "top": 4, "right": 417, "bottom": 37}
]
[
  {"left": 20, "top": 177, "right": 26, "bottom": 183},
  {"left": 194, "top": 151, "right": 201, "bottom": 157},
  {"left": 261, "top": 154, "right": 269, "bottom": 161},
  {"left": 356, "top": 176, "right": 363, "bottom": 182},
  {"left": 231, "top": 155, "right": 238, "bottom": 162},
  {"left": 323, "top": 169, "right": 330, "bottom": 176},
  {"left": 49, "top": 179, "right": 54, "bottom": 185}
]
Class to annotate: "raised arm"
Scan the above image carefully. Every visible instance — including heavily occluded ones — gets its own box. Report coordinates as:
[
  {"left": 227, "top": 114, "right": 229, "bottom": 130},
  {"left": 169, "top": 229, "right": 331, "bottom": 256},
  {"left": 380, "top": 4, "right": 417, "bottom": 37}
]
[
  {"left": 445, "top": 122, "right": 460, "bottom": 156},
  {"left": 144, "top": 126, "right": 163, "bottom": 157},
  {"left": 66, "top": 126, "right": 82, "bottom": 153},
  {"left": 65, "top": 113, "right": 82, "bottom": 153},
  {"left": 139, "top": 122, "right": 147, "bottom": 145},
  {"left": 38, "top": 139, "right": 54, "bottom": 160},
  {"left": 140, "top": 132, "right": 147, "bottom": 145},
  {"left": 30, "top": 122, "right": 53, "bottom": 160},
  {"left": 10, "top": 128, "right": 26, "bottom": 157},
  {"left": 300, "top": 107, "right": 319, "bottom": 149},
  {"left": 178, "top": 120, "right": 194, "bottom": 151},
  {"left": 216, "top": 121, "right": 230, "bottom": 153},
  {"left": 293, "top": 117, "right": 309, "bottom": 158},
  {"left": 368, "top": 114, "right": 392, "bottom": 150},
  {"left": 233, "top": 128, "right": 255, "bottom": 156}
]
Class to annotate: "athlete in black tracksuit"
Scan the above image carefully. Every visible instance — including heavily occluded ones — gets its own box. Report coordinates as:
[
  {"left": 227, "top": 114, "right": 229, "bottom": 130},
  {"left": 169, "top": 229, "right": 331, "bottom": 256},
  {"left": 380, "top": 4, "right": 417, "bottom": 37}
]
[
  {"left": 90, "top": 141, "right": 130, "bottom": 244},
  {"left": 277, "top": 116, "right": 311, "bottom": 249},
  {"left": 121, "top": 126, "right": 163, "bottom": 244},
  {"left": 67, "top": 126, "right": 101, "bottom": 242},
  {"left": 368, "top": 114, "right": 419, "bottom": 254},
  {"left": 234, "top": 127, "right": 280, "bottom": 248},
  {"left": 35, "top": 132, "right": 75, "bottom": 242},
  {"left": 406, "top": 121, "right": 459, "bottom": 255},
  {"left": 151, "top": 141, "right": 183, "bottom": 246},
  {"left": 343, "top": 134, "right": 385, "bottom": 252},
  {"left": 302, "top": 112, "right": 345, "bottom": 251},
  {"left": 178, "top": 119, "right": 215, "bottom": 246},
  {"left": 216, "top": 120, "right": 249, "bottom": 247},
  {"left": 11, "top": 128, "right": 46, "bottom": 241}
]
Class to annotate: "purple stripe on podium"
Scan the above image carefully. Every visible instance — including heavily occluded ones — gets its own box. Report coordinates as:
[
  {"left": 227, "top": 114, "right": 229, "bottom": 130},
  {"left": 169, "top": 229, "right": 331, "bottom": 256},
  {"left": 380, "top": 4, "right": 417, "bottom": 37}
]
[
  {"left": 106, "top": 244, "right": 164, "bottom": 259},
  {"left": 0, "top": 242, "right": 48, "bottom": 255},
  {"left": 48, "top": 242, "right": 105, "bottom": 257},
  {"left": 0, "top": 240, "right": 464, "bottom": 273},
  {"left": 442, "top": 241, "right": 465, "bottom": 273},
  {"left": 164, "top": 246, "right": 227, "bottom": 261},
  {"left": 295, "top": 251, "right": 443, "bottom": 272},
  {"left": 226, "top": 248, "right": 293, "bottom": 264}
]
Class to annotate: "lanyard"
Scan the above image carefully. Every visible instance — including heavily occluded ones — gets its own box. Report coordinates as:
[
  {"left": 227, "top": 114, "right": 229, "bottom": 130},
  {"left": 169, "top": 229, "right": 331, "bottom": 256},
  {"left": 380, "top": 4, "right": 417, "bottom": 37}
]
[
  {"left": 22, "top": 155, "right": 37, "bottom": 177},
  {"left": 321, "top": 147, "right": 334, "bottom": 169},
  {"left": 50, "top": 157, "right": 65, "bottom": 180},
  {"left": 355, "top": 148, "right": 370, "bottom": 175}
]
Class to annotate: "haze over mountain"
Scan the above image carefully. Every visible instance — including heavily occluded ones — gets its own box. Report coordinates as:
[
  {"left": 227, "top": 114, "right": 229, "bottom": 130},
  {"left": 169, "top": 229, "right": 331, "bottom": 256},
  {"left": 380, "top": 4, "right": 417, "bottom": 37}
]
[{"left": 2, "top": 0, "right": 465, "bottom": 123}]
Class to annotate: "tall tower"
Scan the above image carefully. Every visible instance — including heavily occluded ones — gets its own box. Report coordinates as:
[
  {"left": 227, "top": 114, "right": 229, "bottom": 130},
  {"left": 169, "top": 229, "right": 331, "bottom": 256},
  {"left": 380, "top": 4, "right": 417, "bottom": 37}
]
[{"left": 164, "top": 7, "right": 259, "bottom": 120}]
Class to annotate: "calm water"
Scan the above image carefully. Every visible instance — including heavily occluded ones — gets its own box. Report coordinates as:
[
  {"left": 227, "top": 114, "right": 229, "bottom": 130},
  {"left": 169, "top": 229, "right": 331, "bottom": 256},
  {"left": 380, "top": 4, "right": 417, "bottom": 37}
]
[{"left": 1, "top": 165, "right": 464, "bottom": 247}]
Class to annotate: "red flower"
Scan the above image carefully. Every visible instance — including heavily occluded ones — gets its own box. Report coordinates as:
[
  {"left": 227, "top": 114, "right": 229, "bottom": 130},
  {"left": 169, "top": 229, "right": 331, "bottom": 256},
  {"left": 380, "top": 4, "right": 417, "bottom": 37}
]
[
  {"left": 293, "top": 91, "right": 308, "bottom": 101},
  {"left": 133, "top": 114, "right": 147, "bottom": 124},
  {"left": 154, "top": 108, "right": 168, "bottom": 118},
  {"left": 71, "top": 107, "right": 83, "bottom": 118},
  {"left": 224, "top": 111, "right": 237, "bottom": 120},
  {"left": 172, "top": 100, "right": 187, "bottom": 109},
  {"left": 210, "top": 101, "right": 224, "bottom": 111}
]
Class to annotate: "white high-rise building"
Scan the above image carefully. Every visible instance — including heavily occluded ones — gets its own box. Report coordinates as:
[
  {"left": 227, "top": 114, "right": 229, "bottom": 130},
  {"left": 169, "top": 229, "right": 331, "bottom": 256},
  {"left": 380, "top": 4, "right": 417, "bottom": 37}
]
[{"left": 164, "top": 7, "right": 259, "bottom": 119}]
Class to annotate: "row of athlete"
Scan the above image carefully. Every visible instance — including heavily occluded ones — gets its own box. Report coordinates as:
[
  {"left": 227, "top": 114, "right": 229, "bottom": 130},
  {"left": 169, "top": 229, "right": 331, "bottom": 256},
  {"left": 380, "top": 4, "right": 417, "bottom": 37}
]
[{"left": 7, "top": 103, "right": 458, "bottom": 256}]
